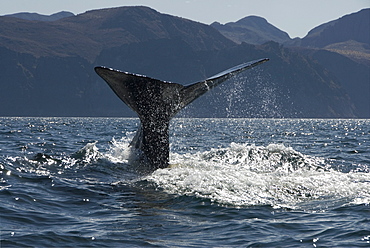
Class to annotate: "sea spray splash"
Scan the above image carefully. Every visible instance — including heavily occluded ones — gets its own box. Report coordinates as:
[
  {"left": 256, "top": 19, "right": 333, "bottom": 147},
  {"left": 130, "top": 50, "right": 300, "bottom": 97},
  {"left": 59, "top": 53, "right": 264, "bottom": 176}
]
[{"left": 146, "top": 142, "right": 370, "bottom": 209}]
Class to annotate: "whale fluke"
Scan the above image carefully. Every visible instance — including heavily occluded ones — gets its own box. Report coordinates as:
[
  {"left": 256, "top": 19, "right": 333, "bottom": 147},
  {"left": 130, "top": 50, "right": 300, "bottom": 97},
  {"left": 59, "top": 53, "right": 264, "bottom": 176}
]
[{"left": 95, "top": 58, "right": 269, "bottom": 172}]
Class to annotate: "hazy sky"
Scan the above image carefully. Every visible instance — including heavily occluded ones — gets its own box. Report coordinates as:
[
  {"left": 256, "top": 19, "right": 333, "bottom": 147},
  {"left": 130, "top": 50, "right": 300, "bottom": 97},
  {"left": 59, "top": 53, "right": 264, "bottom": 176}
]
[{"left": 1, "top": 0, "right": 369, "bottom": 38}]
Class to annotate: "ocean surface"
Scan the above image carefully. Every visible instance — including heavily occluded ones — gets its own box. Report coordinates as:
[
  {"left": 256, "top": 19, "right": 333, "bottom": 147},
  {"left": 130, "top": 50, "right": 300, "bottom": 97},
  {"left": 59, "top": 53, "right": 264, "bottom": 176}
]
[{"left": 1, "top": 117, "right": 369, "bottom": 247}]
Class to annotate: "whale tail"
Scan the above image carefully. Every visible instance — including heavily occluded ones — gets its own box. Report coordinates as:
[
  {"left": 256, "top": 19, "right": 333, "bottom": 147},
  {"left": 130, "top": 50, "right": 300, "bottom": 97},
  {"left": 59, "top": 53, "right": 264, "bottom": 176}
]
[{"left": 95, "top": 58, "right": 269, "bottom": 171}]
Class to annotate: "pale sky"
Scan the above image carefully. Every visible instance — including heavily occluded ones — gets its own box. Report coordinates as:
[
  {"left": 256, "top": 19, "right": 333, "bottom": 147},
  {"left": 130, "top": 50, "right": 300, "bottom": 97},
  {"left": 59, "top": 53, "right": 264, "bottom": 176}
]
[{"left": 1, "top": 0, "right": 369, "bottom": 38}]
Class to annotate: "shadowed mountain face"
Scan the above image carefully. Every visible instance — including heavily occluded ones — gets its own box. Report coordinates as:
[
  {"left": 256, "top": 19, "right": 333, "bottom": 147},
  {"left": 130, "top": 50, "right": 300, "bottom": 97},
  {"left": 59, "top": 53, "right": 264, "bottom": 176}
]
[
  {"left": 296, "top": 9, "right": 370, "bottom": 117},
  {"left": 0, "top": 6, "right": 366, "bottom": 117}
]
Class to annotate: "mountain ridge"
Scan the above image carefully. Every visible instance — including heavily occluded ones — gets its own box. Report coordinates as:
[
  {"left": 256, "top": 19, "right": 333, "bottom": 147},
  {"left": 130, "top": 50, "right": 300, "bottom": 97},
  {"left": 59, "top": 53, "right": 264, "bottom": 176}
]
[
  {"left": 211, "top": 16, "right": 291, "bottom": 45},
  {"left": 300, "top": 8, "right": 369, "bottom": 48},
  {"left": 0, "top": 6, "right": 367, "bottom": 117},
  {"left": 5, "top": 11, "right": 74, "bottom": 21},
  {"left": 0, "top": 6, "right": 235, "bottom": 63},
  {"left": 210, "top": 9, "right": 369, "bottom": 65}
]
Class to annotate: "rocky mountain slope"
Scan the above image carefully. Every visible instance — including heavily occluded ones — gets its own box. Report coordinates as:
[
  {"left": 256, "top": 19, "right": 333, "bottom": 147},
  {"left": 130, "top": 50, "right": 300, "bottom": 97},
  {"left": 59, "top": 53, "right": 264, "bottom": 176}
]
[
  {"left": 296, "top": 8, "right": 369, "bottom": 117},
  {"left": 300, "top": 9, "right": 369, "bottom": 48},
  {"left": 0, "top": 7, "right": 234, "bottom": 62},
  {"left": 212, "top": 8, "right": 369, "bottom": 117},
  {"left": 0, "top": 6, "right": 365, "bottom": 117}
]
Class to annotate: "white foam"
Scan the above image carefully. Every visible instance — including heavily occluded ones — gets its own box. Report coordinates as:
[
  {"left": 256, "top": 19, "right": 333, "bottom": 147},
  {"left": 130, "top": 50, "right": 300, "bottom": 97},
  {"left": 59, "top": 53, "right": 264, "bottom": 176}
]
[
  {"left": 146, "top": 143, "right": 370, "bottom": 209},
  {"left": 105, "top": 137, "right": 133, "bottom": 164}
]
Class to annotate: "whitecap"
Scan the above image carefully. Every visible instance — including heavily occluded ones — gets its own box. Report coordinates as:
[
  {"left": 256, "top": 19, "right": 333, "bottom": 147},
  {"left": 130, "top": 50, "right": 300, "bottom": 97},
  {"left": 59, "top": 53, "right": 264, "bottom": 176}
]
[{"left": 146, "top": 143, "right": 370, "bottom": 209}]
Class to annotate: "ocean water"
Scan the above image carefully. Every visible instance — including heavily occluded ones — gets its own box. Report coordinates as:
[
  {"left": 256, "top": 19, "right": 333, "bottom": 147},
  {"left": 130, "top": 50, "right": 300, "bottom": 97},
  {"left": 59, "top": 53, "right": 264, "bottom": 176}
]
[{"left": 1, "top": 117, "right": 369, "bottom": 247}]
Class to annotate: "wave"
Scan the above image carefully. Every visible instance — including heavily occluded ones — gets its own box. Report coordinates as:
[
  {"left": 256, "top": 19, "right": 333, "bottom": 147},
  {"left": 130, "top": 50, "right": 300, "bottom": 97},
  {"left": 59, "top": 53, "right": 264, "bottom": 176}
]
[
  {"left": 1, "top": 139, "right": 135, "bottom": 186},
  {"left": 2, "top": 139, "right": 369, "bottom": 210},
  {"left": 146, "top": 142, "right": 370, "bottom": 209}
]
